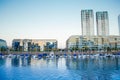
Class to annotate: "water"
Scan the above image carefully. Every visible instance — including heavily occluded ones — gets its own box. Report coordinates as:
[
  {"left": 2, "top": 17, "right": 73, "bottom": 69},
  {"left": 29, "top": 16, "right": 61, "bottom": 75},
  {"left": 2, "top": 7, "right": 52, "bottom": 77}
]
[{"left": 0, "top": 56, "right": 120, "bottom": 80}]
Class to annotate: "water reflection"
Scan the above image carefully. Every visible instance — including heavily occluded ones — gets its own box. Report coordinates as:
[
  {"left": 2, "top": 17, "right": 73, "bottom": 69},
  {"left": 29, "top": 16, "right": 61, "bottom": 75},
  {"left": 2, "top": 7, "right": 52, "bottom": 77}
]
[
  {"left": 11, "top": 56, "right": 31, "bottom": 67},
  {"left": 66, "top": 57, "right": 120, "bottom": 71},
  {"left": 21, "top": 57, "right": 31, "bottom": 66},
  {"left": 11, "top": 57, "right": 20, "bottom": 67},
  {"left": 65, "top": 57, "right": 120, "bottom": 80},
  {"left": 0, "top": 56, "right": 120, "bottom": 80},
  {"left": 115, "top": 57, "right": 119, "bottom": 70},
  {"left": 2, "top": 56, "right": 120, "bottom": 70},
  {"left": 0, "top": 57, "right": 6, "bottom": 66}
]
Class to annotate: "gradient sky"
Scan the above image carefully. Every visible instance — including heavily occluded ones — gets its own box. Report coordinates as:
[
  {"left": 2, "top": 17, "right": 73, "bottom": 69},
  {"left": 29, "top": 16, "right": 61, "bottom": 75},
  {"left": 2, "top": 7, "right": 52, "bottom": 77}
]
[{"left": 0, "top": 0, "right": 120, "bottom": 48}]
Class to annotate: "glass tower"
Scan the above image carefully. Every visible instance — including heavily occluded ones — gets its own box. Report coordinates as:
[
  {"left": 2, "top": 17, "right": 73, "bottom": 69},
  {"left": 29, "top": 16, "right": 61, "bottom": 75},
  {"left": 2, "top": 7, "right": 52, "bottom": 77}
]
[
  {"left": 118, "top": 15, "right": 120, "bottom": 35},
  {"left": 81, "top": 10, "right": 94, "bottom": 36},
  {"left": 96, "top": 11, "right": 109, "bottom": 36}
]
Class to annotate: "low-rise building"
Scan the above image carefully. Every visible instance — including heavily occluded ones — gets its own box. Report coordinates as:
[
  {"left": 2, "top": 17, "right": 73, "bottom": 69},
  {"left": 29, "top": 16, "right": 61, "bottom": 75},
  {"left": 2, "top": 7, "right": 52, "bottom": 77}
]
[
  {"left": 0, "top": 39, "right": 7, "bottom": 51},
  {"left": 66, "top": 35, "right": 120, "bottom": 51},
  {"left": 12, "top": 39, "right": 57, "bottom": 52}
]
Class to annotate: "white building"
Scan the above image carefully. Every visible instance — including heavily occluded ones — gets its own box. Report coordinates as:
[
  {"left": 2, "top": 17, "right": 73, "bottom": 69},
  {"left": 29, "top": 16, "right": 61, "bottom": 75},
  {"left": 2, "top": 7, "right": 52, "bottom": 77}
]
[
  {"left": 12, "top": 39, "right": 57, "bottom": 52},
  {"left": 96, "top": 11, "right": 109, "bottom": 36},
  {"left": 66, "top": 35, "right": 120, "bottom": 51},
  {"left": 81, "top": 9, "right": 94, "bottom": 36}
]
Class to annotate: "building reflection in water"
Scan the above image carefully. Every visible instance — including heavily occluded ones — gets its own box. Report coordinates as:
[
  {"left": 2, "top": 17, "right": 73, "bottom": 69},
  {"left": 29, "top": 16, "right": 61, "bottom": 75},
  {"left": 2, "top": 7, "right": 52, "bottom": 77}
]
[
  {"left": 0, "top": 57, "right": 6, "bottom": 66},
  {"left": 45, "top": 58, "right": 59, "bottom": 68},
  {"left": 21, "top": 56, "right": 31, "bottom": 66},
  {"left": 11, "top": 56, "right": 31, "bottom": 67},
  {"left": 65, "top": 57, "right": 120, "bottom": 80},
  {"left": 115, "top": 57, "right": 119, "bottom": 70},
  {"left": 5, "top": 56, "right": 120, "bottom": 70},
  {"left": 6, "top": 56, "right": 120, "bottom": 80},
  {"left": 11, "top": 56, "right": 20, "bottom": 67}
]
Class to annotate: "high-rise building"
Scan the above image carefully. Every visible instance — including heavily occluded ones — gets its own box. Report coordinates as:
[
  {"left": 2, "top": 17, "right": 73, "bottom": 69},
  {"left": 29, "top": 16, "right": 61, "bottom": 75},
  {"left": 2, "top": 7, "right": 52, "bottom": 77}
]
[
  {"left": 96, "top": 11, "right": 109, "bottom": 36},
  {"left": 81, "top": 9, "right": 94, "bottom": 36},
  {"left": 118, "top": 15, "right": 120, "bottom": 35}
]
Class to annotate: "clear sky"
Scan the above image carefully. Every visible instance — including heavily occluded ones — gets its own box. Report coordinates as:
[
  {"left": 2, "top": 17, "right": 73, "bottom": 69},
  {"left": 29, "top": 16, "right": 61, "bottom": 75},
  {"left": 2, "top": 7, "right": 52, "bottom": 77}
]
[{"left": 0, "top": 0, "right": 120, "bottom": 48}]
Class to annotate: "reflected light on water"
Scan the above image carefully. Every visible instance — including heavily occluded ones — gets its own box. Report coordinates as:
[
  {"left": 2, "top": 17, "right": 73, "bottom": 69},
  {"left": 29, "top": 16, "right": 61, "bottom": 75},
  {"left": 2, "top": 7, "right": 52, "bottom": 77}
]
[{"left": 0, "top": 56, "right": 120, "bottom": 80}]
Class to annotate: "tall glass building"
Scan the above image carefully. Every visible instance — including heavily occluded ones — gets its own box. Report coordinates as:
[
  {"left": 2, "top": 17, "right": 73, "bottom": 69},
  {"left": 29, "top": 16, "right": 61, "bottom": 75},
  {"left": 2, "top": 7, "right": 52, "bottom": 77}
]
[
  {"left": 81, "top": 9, "right": 94, "bottom": 36},
  {"left": 96, "top": 11, "right": 109, "bottom": 36},
  {"left": 118, "top": 15, "right": 120, "bottom": 35}
]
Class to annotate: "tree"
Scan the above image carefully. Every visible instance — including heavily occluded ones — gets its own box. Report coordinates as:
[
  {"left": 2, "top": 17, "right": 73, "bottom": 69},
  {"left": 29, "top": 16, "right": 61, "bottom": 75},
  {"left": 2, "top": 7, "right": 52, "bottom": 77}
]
[
  {"left": 107, "top": 47, "right": 111, "bottom": 53},
  {"left": 1, "top": 47, "right": 7, "bottom": 51}
]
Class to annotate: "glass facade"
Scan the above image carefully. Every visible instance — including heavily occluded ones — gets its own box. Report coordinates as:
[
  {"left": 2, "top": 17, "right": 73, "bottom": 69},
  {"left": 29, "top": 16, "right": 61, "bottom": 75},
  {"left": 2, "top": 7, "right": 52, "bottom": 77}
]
[
  {"left": 13, "top": 42, "right": 20, "bottom": 51},
  {"left": 96, "top": 11, "right": 109, "bottom": 36},
  {"left": 0, "top": 39, "right": 7, "bottom": 51},
  {"left": 81, "top": 10, "right": 94, "bottom": 36},
  {"left": 12, "top": 39, "right": 57, "bottom": 52}
]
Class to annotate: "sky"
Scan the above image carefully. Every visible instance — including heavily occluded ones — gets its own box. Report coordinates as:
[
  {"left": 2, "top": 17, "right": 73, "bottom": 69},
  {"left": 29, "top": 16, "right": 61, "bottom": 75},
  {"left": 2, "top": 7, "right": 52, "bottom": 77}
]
[{"left": 0, "top": 0, "right": 120, "bottom": 48}]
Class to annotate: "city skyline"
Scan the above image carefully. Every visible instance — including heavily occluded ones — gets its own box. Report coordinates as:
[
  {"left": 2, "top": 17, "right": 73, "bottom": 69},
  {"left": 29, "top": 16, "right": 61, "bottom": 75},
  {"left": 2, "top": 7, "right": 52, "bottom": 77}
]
[{"left": 0, "top": 0, "right": 120, "bottom": 48}]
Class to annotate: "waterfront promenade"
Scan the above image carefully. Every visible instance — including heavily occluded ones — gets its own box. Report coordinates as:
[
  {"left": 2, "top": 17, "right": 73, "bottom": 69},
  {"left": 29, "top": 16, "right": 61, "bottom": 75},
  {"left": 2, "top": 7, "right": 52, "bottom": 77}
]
[{"left": 1, "top": 50, "right": 120, "bottom": 56}]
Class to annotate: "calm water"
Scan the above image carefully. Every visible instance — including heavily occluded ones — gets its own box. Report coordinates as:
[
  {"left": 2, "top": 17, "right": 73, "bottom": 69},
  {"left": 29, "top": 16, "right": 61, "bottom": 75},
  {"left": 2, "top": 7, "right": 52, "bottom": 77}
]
[{"left": 0, "top": 56, "right": 120, "bottom": 80}]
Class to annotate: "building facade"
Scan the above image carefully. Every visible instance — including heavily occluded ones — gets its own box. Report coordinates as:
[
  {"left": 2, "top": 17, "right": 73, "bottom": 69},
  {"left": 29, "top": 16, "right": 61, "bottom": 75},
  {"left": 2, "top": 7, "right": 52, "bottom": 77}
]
[
  {"left": 81, "top": 9, "right": 94, "bottom": 36},
  {"left": 12, "top": 39, "right": 57, "bottom": 52},
  {"left": 0, "top": 39, "right": 7, "bottom": 51},
  {"left": 118, "top": 15, "right": 120, "bottom": 35},
  {"left": 66, "top": 35, "right": 120, "bottom": 51},
  {"left": 96, "top": 11, "right": 109, "bottom": 36}
]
